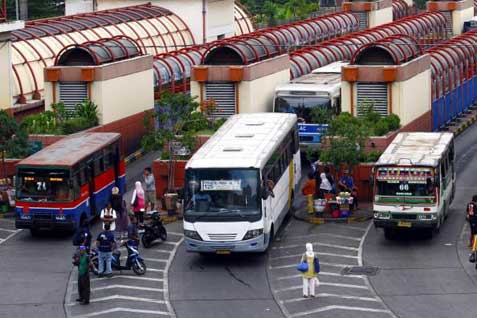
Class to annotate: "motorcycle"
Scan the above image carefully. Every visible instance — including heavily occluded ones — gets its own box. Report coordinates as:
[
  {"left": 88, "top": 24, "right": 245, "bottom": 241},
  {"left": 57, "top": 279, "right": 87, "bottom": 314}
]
[
  {"left": 90, "top": 240, "right": 147, "bottom": 276},
  {"left": 141, "top": 210, "right": 167, "bottom": 248}
]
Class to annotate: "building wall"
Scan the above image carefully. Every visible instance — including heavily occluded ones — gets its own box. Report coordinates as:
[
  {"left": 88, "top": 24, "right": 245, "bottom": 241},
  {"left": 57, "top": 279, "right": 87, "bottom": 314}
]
[
  {"left": 0, "top": 39, "right": 14, "bottom": 110},
  {"left": 452, "top": 6, "right": 474, "bottom": 35},
  {"left": 368, "top": 6, "right": 393, "bottom": 28},
  {"left": 341, "top": 81, "right": 353, "bottom": 114},
  {"left": 207, "top": 0, "right": 235, "bottom": 41},
  {"left": 391, "top": 69, "right": 431, "bottom": 127},
  {"left": 238, "top": 69, "right": 290, "bottom": 113},
  {"left": 91, "top": 69, "right": 154, "bottom": 125}
]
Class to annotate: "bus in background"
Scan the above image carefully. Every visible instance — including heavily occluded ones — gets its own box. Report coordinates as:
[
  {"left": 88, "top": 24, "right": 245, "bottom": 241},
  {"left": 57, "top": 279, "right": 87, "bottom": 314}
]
[
  {"left": 463, "top": 16, "right": 477, "bottom": 33},
  {"left": 15, "top": 133, "right": 125, "bottom": 235},
  {"left": 183, "top": 113, "right": 301, "bottom": 253},
  {"left": 373, "top": 132, "right": 455, "bottom": 239},
  {"left": 273, "top": 61, "right": 347, "bottom": 148}
]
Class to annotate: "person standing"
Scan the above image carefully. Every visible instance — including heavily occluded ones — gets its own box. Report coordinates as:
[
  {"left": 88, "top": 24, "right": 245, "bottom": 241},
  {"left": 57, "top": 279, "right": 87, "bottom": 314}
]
[
  {"left": 76, "top": 245, "right": 90, "bottom": 305},
  {"left": 73, "top": 219, "right": 91, "bottom": 251},
  {"left": 131, "top": 181, "right": 146, "bottom": 224},
  {"left": 127, "top": 214, "right": 140, "bottom": 246},
  {"left": 338, "top": 169, "right": 358, "bottom": 210},
  {"left": 467, "top": 195, "right": 477, "bottom": 247},
  {"left": 323, "top": 166, "right": 335, "bottom": 194},
  {"left": 100, "top": 202, "right": 117, "bottom": 232},
  {"left": 110, "top": 187, "right": 127, "bottom": 239},
  {"left": 302, "top": 172, "right": 316, "bottom": 214},
  {"left": 301, "top": 243, "right": 320, "bottom": 298},
  {"left": 143, "top": 167, "right": 156, "bottom": 211},
  {"left": 319, "top": 172, "right": 332, "bottom": 198},
  {"left": 95, "top": 223, "right": 115, "bottom": 277}
]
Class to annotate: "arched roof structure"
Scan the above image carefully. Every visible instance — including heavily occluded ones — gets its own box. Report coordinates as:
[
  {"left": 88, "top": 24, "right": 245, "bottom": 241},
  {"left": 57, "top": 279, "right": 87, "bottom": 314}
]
[
  {"left": 289, "top": 12, "right": 447, "bottom": 78},
  {"left": 392, "top": 0, "right": 413, "bottom": 21},
  {"left": 234, "top": 1, "right": 255, "bottom": 35},
  {"left": 11, "top": 3, "right": 195, "bottom": 104}
]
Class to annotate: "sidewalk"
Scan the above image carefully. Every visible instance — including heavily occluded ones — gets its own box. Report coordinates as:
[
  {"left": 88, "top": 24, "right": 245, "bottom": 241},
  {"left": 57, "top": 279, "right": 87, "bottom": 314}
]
[
  {"left": 445, "top": 107, "right": 477, "bottom": 136},
  {"left": 293, "top": 193, "right": 374, "bottom": 224}
]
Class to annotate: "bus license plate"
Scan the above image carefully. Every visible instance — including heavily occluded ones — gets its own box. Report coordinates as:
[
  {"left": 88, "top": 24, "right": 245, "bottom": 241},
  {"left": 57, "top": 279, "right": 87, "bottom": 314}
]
[
  {"left": 398, "top": 221, "right": 412, "bottom": 228},
  {"left": 216, "top": 250, "right": 231, "bottom": 255}
]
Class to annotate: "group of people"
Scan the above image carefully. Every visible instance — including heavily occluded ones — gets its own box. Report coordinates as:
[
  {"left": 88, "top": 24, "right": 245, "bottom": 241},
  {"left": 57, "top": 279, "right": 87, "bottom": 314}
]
[
  {"left": 302, "top": 165, "right": 359, "bottom": 214},
  {"left": 73, "top": 167, "right": 157, "bottom": 305}
]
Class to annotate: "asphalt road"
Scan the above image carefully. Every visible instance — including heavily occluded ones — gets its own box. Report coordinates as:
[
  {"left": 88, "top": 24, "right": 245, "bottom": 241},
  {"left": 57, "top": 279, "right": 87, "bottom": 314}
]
[{"left": 364, "top": 123, "right": 477, "bottom": 318}]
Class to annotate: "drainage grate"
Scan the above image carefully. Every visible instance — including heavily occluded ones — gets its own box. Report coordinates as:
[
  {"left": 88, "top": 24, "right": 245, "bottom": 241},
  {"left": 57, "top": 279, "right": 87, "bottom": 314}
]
[{"left": 341, "top": 266, "right": 379, "bottom": 276}]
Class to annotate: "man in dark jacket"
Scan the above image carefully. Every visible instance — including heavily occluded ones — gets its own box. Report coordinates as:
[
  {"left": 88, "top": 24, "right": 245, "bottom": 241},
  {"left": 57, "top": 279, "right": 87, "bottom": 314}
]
[
  {"left": 467, "top": 195, "right": 477, "bottom": 247},
  {"left": 73, "top": 219, "right": 91, "bottom": 251},
  {"left": 96, "top": 223, "right": 115, "bottom": 277}
]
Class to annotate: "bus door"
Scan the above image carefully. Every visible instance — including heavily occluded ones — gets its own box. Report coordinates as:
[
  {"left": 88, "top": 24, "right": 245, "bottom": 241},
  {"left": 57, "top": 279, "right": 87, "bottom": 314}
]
[{"left": 87, "top": 161, "right": 97, "bottom": 216}]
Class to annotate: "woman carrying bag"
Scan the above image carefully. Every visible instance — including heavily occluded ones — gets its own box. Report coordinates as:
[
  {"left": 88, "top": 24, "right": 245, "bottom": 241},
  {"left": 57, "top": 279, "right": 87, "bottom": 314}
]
[
  {"left": 131, "top": 181, "right": 146, "bottom": 224},
  {"left": 297, "top": 243, "right": 320, "bottom": 298}
]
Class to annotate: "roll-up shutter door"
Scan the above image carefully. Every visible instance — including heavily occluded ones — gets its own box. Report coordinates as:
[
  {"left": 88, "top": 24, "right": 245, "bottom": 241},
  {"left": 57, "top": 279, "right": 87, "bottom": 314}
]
[
  {"left": 357, "top": 83, "right": 388, "bottom": 116},
  {"left": 205, "top": 82, "right": 236, "bottom": 118},
  {"left": 441, "top": 11, "right": 452, "bottom": 36},
  {"left": 59, "top": 81, "right": 88, "bottom": 113},
  {"left": 355, "top": 11, "right": 368, "bottom": 31}
]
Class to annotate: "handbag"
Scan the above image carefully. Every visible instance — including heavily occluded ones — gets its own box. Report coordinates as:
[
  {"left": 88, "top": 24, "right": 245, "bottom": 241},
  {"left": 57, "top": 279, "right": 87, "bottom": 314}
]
[
  {"left": 469, "top": 252, "right": 476, "bottom": 263},
  {"left": 297, "top": 261, "right": 308, "bottom": 273}
]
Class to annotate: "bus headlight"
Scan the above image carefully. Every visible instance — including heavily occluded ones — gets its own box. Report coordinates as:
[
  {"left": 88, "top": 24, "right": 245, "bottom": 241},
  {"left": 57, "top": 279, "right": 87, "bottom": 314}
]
[
  {"left": 184, "top": 230, "right": 202, "bottom": 241},
  {"left": 374, "top": 212, "right": 391, "bottom": 220},
  {"left": 243, "top": 229, "right": 263, "bottom": 240}
]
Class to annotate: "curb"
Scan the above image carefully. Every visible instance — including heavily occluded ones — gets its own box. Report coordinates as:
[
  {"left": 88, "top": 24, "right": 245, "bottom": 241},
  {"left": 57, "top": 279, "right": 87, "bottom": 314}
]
[
  {"left": 293, "top": 209, "right": 373, "bottom": 224},
  {"left": 124, "top": 149, "right": 147, "bottom": 165},
  {"left": 452, "top": 111, "right": 477, "bottom": 137}
]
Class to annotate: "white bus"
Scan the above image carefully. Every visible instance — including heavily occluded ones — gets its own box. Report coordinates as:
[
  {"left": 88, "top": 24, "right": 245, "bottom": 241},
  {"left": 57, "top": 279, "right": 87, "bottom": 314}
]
[
  {"left": 183, "top": 113, "right": 301, "bottom": 253},
  {"left": 373, "top": 132, "right": 455, "bottom": 239},
  {"left": 273, "top": 61, "right": 347, "bottom": 147}
]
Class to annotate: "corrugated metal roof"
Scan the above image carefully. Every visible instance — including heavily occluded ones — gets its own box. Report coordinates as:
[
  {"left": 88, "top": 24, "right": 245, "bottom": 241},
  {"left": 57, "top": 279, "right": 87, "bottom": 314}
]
[
  {"left": 186, "top": 113, "right": 297, "bottom": 170},
  {"left": 18, "top": 132, "right": 120, "bottom": 167},
  {"left": 376, "top": 132, "right": 454, "bottom": 167}
]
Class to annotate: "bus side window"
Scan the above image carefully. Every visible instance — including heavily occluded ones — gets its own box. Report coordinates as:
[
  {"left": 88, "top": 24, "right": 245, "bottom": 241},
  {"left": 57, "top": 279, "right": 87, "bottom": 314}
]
[{"left": 73, "top": 174, "right": 81, "bottom": 200}]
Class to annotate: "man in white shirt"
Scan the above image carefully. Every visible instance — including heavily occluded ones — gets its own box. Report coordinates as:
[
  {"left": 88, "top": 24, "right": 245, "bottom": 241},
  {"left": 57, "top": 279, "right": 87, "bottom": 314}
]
[{"left": 100, "top": 202, "right": 117, "bottom": 231}]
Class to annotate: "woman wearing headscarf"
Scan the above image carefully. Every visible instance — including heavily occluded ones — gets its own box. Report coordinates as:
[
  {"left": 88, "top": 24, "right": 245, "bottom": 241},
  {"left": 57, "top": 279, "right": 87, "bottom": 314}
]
[
  {"left": 300, "top": 243, "right": 320, "bottom": 298},
  {"left": 131, "top": 181, "right": 146, "bottom": 224},
  {"left": 110, "top": 187, "right": 127, "bottom": 239},
  {"left": 319, "top": 172, "right": 332, "bottom": 198}
]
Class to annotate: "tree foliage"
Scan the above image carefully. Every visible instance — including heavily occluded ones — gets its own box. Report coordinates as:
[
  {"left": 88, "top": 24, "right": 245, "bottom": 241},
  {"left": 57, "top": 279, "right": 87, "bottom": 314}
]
[
  {"left": 241, "top": 0, "right": 320, "bottom": 26},
  {"left": 6, "top": 0, "right": 64, "bottom": 20},
  {"left": 0, "top": 110, "right": 29, "bottom": 160}
]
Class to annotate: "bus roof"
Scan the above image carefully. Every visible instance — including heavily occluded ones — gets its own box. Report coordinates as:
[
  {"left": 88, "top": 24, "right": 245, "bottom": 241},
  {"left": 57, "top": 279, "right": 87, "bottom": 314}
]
[
  {"left": 275, "top": 72, "right": 341, "bottom": 95},
  {"left": 376, "top": 132, "right": 454, "bottom": 167},
  {"left": 18, "top": 132, "right": 121, "bottom": 167},
  {"left": 186, "top": 113, "right": 297, "bottom": 170},
  {"left": 311, "top": 61, "right": 348, "bottom": 74}
]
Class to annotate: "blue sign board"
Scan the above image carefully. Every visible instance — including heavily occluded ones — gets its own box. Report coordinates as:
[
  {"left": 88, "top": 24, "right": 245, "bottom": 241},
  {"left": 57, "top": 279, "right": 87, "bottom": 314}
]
[{"left": 298, "top": 123, "right": 329, "bottom": 145}]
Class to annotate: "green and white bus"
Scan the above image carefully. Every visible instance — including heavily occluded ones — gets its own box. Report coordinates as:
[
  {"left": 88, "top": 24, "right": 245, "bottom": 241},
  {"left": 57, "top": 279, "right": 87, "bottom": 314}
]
[{"left": 373, "top": 132, "right": 455, "bottom": 239}]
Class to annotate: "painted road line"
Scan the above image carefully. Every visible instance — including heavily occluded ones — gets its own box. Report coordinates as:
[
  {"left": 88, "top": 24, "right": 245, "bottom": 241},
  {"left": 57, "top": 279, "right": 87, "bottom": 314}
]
[
  {"left": 70, "top": 307, "right": 170, "bottom": 318},
  {"left": 152, "top": 249, "right": 175, "bottom": 254},
  {"left": 270, "top": 261, "right": 350, "bottom": 270},
  {"left": 167, "top": 232, "right": 183, "bottom": 237},
  {"left": 0, "top": 230, "right": 21, "bottom": 246},
  {"left": 276, "top": 282, "right": 369, "bottom": 292},
  {"left": 88, "top": 285, "right": 164, "bottom": 293},
  {"left": 73, "top": 275, "right": 164, "bottom": 284},
  {"left": 282, "top": 293, "right": 380, "bottom": 304},
  {"left": 148, "top": 268, "right": 165, "bottom": 273},
  {"left": 273, "top": 242, "right": 359, "bottom": 251},
  {"left": 163, "top": 237, "right": 184, "bottom": 318},
  {"left": 119, "top": 256, "right": 167, "bottom": 263},
  {"left": 162, "top": 241, "right": 180, "bottom": 246},
  {"left": 289, "top": 305, "right": 392, "bottom": 317},
  {"left": 270, "top": 252, "right": 358, "bottom": 261},
  {"left": 0, "top": 227, "right": 17, "bottom": 233},
  {"left": 276, "top": 272, "right": 365, "bottom": 281},
  {"left": 278, "top": 233, "right": 362, "bottom": 242},
  {"left": 67, "top": 295, "right": 167, "bottom": 306}
]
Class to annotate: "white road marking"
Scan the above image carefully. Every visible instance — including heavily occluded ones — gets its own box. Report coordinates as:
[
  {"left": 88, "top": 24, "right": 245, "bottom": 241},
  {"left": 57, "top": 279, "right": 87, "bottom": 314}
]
[
  {"left": 279, "top": 233, "right": 362, "bottom": 242},
  {"left": 270, "top": 252, "right": 358, "bottom": 261},
  {"left": 273, "top": 242, "right": 359, "bottom": 251},
  {"left": 276, "top": 272, "right": 365, "bottom": 281},
  {"left": 282, "top": 293, "right": 380, "bottom": 304},
  {"left": 276, "top": 282, "right": 368, "bottom": 292},
  {"left": 89, "top": 285, "right": 163, "bottom": 293},
  {"left": 73, "top": 275, "right": 164, "bottom": 284},
  {"left": 270, "top": 261, "right": 350, "bottom": 270},
  {"left": 67, "top": 295, "right": 167, "bottom": 306},
  {"left": 167, "top": 232, "right": 183, "bottom": 236},
  {"left": 343, "top": 225, "right": 368, "bottom": 232},
  {"left": 0, "top": 227, "right": 18, "bottom": 233},
  {"left": 70, "top": 307, "right": 170, "bottom": 317},
  {"left": 148, "top": 268, "right": 165, "bottom": 273},
  {"left": 0, "top": 229, "right": 21, "bottom": 246},
  {"left": 152, "top": 249, "right": 175, "bottom": 254},
  {"left": 162, "top": 241, "right": 180, "bottom": 246},
  {"left": 164, "top": 237, "right": 183, "bottom": 318},
  {"left": 289, "top": 305, "right": 392, "bottom": 317},
  {"left": 119, "top": 256, "right": 167, "bottom": 263}
]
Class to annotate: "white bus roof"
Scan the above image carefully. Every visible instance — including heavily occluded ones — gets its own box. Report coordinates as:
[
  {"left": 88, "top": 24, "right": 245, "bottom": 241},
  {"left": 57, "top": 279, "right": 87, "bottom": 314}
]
[
  {"left": 376, "top": 132, "right": 454, "bottom": 167},
  {"left": 275, "top": 72, "right": 341, "bottom": 95},
  {"left": 311, "top": 61, "right": 348, "bottom": 74},
  {"left": 186, "top": 113, "right": 297, "bottom": 169}
]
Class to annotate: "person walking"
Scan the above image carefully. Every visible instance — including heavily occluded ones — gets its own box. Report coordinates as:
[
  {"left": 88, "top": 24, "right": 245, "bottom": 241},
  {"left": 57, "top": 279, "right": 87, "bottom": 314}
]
[
  {"left": 76, "top": 245, "right": 90, "bottom": 305},
  {"left": 100, "top": 202, "right": 117, "bottom": 232},
  {"left": 95, "top": 223, "right": 115, "bottom": 277},
  {"left": 302, "top": 172, "right": 316, "bottom": 214},
  {"left": 131, "top": 181, "right": 146, "bottom": 224},
  {"left": 143, "top": 167, "right": 156, "bottom": 211},
  {"left": 110, "top": 187, "right": 127, "bottom": 239},
  {"left": 301, "top": 243, "right": 320, "bottom": 298},
  {"left": 467, "top": 195, "right": 477, "bottom": 247}
]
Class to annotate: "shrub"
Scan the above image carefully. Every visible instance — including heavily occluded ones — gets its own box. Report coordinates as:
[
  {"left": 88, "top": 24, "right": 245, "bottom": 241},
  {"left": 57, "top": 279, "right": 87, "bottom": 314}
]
[
  {"left": 366, "top": 150, "right": 383, "bottom": 162},
  {"left": 386, "top": 114, "right": 400, "bottom": 131},
  {"left": 212, "top": 118, "right": 227, "bottom": 131},
  {"left": 374, "top": 118, "right": 390, "bottom": 136},
  {"left": 61, "top": 117, "right": 92, "bottom": 135},
  {"left": 182, "top": 112, "right": 209, "bottom": 133},
  {"left": 310, "top": 107, "right": 332, "bottom": 125}
]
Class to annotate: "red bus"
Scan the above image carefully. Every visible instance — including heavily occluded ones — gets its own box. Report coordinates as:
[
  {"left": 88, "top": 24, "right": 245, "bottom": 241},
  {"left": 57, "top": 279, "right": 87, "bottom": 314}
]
[{"left": 15, "top": 133, "right": 126, "bottom": 234}]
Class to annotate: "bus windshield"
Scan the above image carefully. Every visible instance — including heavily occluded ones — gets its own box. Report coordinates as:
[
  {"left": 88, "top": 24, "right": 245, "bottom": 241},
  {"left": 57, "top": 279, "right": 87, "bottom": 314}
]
[
  {"left": 17, "top": 168, "right": 72, "bottom": 202},
  {"left": 375, "top": 175, "right": 436, "bottom": 204},
  {"left": 184, "top": 168, "right": 261, "bottom": 222},
  {"left": 275, "top": 96, "right": 331, "bottom": 123}
]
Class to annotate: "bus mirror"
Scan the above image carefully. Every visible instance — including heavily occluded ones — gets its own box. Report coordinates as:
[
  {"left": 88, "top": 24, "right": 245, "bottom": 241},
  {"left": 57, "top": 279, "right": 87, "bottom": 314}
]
[{"left": 261, "top": 188, "right": 269, "bottom": 200}]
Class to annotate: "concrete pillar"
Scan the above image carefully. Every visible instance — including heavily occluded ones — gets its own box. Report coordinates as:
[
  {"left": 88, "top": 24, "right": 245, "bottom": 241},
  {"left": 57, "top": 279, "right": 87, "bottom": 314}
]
[
  {"left": 0, "top": 21, "right": 24, "bottom": 111},
  {"left": 342, "top": 0, "right": 393, "bottom": 29},
  {"left": 427, "top": 0, "right": 474, "bottom": 36}
]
